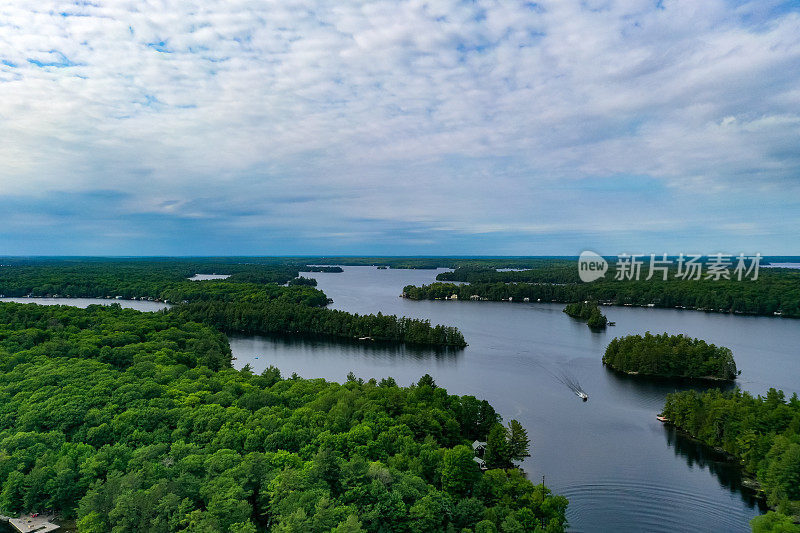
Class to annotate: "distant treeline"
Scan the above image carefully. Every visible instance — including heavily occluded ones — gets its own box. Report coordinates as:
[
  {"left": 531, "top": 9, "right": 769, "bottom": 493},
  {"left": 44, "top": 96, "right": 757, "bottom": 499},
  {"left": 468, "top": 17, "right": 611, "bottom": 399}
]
[
  {"left": 0, "top": 260, "right": 299, "bottom": 298},
  {"left": 402, "top": 270, "right": 800, "bottom": 318},
  {"left": 603, "top": 332, "right": 738, "bottom": 380},
  {"left": 437, "top": 263, "right": 578, "bottom": 283},
  {"left": 305, "top": 257, "right": 577, "bottom": 270},
  {"left": 436, "top": 261, "right": 800, "bottom": 284},
  {"left": 301, "top": 266, "right": 344, "bottom": 273},
  {"left": 563, "top": 301, "right": 607, "bottom": 329},
  {"left": 0, "top": 260, "right": 467, "bottom": 348},
  {"left": 662, "top": 388, "right": 800, "bottom": 519}
]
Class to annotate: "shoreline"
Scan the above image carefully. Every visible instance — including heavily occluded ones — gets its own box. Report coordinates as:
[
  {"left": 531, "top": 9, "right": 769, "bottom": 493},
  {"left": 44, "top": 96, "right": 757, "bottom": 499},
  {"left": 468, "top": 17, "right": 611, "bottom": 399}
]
[
  {"left": 602, "top": 364, "right": 737, "bottom": 384},
  {"left": 401, "top": 291, "right": 798, "bottom": 320},
  {"left": 656, "top": 417, "right": 767, "bottom": 503}
]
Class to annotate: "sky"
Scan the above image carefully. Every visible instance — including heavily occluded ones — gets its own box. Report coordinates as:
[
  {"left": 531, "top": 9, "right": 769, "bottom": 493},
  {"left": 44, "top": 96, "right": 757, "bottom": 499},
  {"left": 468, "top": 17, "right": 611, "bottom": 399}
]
[{"left": 1, "top": 0, "right": 799, "bottom": 256}]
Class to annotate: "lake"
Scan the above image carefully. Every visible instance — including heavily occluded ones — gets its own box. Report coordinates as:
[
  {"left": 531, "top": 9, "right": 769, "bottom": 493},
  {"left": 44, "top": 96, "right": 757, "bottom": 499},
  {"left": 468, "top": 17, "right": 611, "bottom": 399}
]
[
  {"left": 229, "top": 266, "right": 800, "bottom": 532},
  {"left": 188, "top": 273, "right": 231, "bottom": 280}
]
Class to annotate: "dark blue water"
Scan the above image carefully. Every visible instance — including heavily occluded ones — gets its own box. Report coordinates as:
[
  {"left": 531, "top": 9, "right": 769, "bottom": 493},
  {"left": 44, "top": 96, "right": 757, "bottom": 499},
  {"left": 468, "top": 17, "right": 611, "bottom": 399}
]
[{"left": 225, "top": 266, "right": 798, "bottom": 532}]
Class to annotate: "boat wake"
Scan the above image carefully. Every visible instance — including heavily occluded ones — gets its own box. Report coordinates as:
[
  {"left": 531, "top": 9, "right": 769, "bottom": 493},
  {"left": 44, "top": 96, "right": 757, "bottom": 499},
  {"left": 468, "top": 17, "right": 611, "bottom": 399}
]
[
  {"left": 557, "top": 371, "right": 589, "bottom": 401},
  {"left": 525, "top": 355, "right": 589, "bottom": 402}
]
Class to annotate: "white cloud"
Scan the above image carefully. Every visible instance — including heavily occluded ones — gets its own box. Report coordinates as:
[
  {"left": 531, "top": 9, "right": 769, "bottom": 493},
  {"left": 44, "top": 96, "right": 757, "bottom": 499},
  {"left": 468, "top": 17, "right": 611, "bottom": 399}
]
[{"left": 0, "top": 0, "right": 799, "bottom": 252}]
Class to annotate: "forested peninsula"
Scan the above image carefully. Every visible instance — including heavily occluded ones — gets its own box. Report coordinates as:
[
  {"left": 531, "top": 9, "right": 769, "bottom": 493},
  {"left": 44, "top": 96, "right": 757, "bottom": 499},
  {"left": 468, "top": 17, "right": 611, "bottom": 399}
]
[
  {"left": 0, "top": 260, "right": 466, "bottom": 348},
  {"left": 661, "top": 388, "right": 800, "bottom": 524},
  {"left": 0, "top": 302, "right": 567, "bottom": 531},
  {"left": 602, "top": 333, "right": 738, "bottom": 380}
]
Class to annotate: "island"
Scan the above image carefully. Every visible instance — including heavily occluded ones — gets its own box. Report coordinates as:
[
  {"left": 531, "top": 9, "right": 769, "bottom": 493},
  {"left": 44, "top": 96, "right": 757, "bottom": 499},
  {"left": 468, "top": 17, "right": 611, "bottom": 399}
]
[
  {"left": 563, "top": 301, "right": 608, "bottom": 329},
  {"left": 661, "top": 388, "right": 800, "bottom": 528},
  {"left": 602, "top": 332, "right": 738, "bottom": 381}
]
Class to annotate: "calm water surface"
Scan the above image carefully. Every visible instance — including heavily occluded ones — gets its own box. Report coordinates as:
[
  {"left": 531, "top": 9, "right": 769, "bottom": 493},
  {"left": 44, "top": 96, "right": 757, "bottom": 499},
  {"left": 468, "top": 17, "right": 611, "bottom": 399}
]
[
  {"left": 188, "top": 273, "right": 231, "bottom": 281},
  {"left": 230, "top": 266, "right": 800, "bottom": 532}
]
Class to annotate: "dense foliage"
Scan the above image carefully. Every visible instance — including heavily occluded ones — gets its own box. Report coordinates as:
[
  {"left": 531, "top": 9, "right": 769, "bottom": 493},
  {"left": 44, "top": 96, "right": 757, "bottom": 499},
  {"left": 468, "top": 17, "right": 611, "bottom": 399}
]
[
  {"left": 750, "top": 511, "right": 800, "bottom": 532},
  {"left": 404, "top": 267, "right": 800, "bottom": 318},
  {"left": 603, "top": 333, "right": 737, "bottom": 380},
  {"left": 0, "top": 260, "right": 467, "bottom": 348},
  {"left": 562, "top": 302, "right": 607, "bottom": 329},
  {"left": 0, "top": 303, "right": 567, "bottom": 532},
  {"left": 662, "top": 388, "right": 800, "bottom": 519}
]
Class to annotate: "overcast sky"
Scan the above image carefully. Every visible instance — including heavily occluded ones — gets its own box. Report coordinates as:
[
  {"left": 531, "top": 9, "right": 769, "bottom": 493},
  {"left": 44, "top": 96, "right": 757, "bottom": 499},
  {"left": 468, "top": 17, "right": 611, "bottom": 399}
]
[{"left": 1, "top": 0, "right": 799, "bottom": 255}]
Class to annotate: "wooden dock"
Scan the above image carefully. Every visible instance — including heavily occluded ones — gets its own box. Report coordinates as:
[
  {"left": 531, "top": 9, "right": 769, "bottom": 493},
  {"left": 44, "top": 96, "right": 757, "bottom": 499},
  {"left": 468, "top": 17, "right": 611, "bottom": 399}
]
[{"left": 6, "top": 514, "right": 59, "bottom": 532}]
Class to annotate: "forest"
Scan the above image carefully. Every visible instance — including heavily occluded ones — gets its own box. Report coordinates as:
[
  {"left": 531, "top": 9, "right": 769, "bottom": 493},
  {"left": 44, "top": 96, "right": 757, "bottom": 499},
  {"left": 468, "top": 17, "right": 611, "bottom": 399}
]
[
  {"left": 562, "top": 302, "right": 607, "bottom": 329},
  {"left": 661, "top": 388, "right": 800, "bottom": 525},
  {"left": 403, "top": 267, "right": 800, "bottom": 318},
  {"left": 0, "top": 302, "right": 567, "bottom": 532},
  {"left": 0, "top": 260, "right": 466, "bottom": 348},
  {"left": 602, "top": 332, "right": 738, "bottom": 380}
]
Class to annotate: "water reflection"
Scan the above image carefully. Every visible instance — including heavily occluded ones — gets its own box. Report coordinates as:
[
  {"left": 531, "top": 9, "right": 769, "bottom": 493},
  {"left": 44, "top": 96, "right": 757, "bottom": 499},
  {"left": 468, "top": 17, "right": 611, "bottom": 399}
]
[
  {"left": 664, "top": 425, "right": 768, "bottom": 512},
  {"left": 233, "top": 333, "right": 461, "bottom": 359},
  {"left": 604, "top": 369, "right": 738, "bottom": 409},
  {"left": 229, "top": 333, "right": 462, "bottom": 381}
]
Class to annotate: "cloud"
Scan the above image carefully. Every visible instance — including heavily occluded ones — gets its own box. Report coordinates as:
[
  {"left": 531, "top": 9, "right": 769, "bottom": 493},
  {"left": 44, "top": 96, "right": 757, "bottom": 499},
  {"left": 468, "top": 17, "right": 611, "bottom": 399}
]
[{"left": 0, "top": 0, "right": 799, "bottom": 254}]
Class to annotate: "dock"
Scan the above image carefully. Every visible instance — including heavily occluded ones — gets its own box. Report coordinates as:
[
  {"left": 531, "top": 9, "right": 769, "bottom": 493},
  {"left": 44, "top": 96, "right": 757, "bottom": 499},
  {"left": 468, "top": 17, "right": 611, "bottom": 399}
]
[{"left": 6, "top": 514, "right": 59, "bottom": 532}]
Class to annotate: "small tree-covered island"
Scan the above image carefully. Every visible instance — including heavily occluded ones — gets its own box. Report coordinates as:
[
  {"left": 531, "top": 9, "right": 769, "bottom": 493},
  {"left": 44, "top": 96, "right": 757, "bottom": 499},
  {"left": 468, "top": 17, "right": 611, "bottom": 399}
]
[
  {"left": 602, "top": 332, "right": 738, "bottom": 381},
  {"left": 562, "top": 302, "right": 607, "bottom": 329}
]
